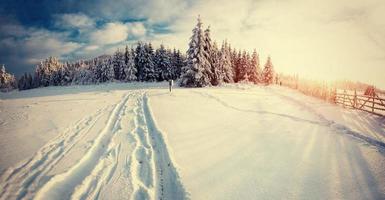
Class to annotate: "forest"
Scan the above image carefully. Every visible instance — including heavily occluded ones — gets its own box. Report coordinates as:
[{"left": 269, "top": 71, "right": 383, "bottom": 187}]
[{"left": 0, "top": 17, "right": 275, "bottom": 91}]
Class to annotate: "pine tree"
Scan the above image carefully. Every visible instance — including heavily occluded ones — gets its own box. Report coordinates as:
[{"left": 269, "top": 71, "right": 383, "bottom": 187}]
[
  {"left": 234, "top": 50, "right": 243, "bottom": 82},
  {"left": 230, "top": 48, "right": 237, "bottom": 81},
  {"left": 171, "top": 49, "right": 185, "bottom": 80},
  {"left": 34, "top": 57, "right": 62, "bottom": 87},
  {"left": 220, "top": 41, "right": 234, "bottom": 83},
  {"left": 180, "top": 16, "right": 212, "bottom": 87},
  {"left": 123, "top": 46, "right": 137, "bottom": 82},
  {"left": 112, "top": 50, "right": 126, "bottom": 81},
  {"left": 135, "top": 42, "right": 144, "bottom": 81},
  {"left": 100, "top": 57, "right": 114, "bottom": 83},
  {"left": 135, "top": 42, "right": 155, "bottom": 81},
  {"left": 210, "top": 42, "right": 222, "bottom": 86},
  {"left": 154, "top": 44, "right": 172, "bottom": 81},
  {"left": 18, "top": 73, "right": 26, "bottom": 90},
  {"left": 246, "top": 49, "right": 259, "bottom": 83},
  {"left": 143, "top": 43, "right": 156, "bottom": 81},
  {"left": 204, "top": 27, "right": 216, "bottom": 85},
  {"left": 237, "top": 51, "right": 249, "bottom": 82},
  {"left": 252, "top": 50, "right": 262, "bottom": 84},
  {"left": 262, "top": 56, "right": 275, "bottom": 85}
]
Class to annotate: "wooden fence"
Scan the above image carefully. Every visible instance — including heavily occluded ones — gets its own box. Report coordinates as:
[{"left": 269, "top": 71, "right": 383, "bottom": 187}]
[{"left": 335, "top": 90, "right": 385, "bottom": 117}]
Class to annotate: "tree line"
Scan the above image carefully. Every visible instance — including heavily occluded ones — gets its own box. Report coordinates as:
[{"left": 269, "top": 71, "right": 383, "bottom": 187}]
[
  {"left": 180, "top": 16, "right": 275, "bottom": 87},
  {"left": 17, "top": 43, "right": 185, "bottom": 90},
  {"left": 1, "top": 16, "right": 275, "bottom": 92}
]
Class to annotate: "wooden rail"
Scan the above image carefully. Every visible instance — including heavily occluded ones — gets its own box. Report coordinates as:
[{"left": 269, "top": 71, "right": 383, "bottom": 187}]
[{"left": 335, "top": 90, "right": 385, "bottom": 117}]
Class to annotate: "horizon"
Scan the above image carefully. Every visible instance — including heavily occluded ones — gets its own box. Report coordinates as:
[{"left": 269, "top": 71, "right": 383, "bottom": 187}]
[{"left": 0, "top": 0, "right": 384, "bottom": 89}]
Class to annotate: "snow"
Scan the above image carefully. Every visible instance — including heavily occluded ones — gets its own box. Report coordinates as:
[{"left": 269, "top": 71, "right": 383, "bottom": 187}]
[{"left": 0, "top": 83, "right": 384, "bottom": 200}]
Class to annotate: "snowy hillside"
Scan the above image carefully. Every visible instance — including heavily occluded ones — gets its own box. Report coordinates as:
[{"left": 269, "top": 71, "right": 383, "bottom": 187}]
[{"left": 0, "top": 83, "right": 384, "bottom": 200}]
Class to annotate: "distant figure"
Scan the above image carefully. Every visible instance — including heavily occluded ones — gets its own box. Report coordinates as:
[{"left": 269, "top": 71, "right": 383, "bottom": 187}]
[{"left": 169, "top": 79, "right": 173, "bottom": 92}]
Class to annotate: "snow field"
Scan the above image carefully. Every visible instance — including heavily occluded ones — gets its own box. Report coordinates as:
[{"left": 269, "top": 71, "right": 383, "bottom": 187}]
[
  {"left": 149, "top": 86, "right": 385, "bottom": 200},
  {"left": 0, "top": 83, "right": 384, "bottom": 200}
]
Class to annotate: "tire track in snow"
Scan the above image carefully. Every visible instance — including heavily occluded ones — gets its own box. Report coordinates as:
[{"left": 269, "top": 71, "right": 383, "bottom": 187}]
[
  {"left": 34, "top": 93, "right": 132, "bottom": 200},
  {"left": 0, "top": 103, "right": 109, "bottom": 200}
]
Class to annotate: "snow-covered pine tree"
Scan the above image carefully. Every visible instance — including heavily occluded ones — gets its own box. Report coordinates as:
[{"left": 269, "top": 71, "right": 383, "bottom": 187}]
[
  {"left": 180, "top": 16, "right": 212, "bottom": 87},
  {"left": 262, "top": 56, "right": 275, "bottom": 85},
  {"left": 60, "top": 62, "right": 69, "bottom": 85},
  {"left": 100, "top": 56, "right": 114, "bottom": 83},
  {"left": 135, "top": 42, "right": 155, "bottom": 81},
  {"left": 203, "top": 26, "right": 217, "bottom": 85},
  {"left": 251, "top": 50, "right": 262, "bottom": 84},
  {"left": 34, "top": 57, "right": 62, "bottom": 87},
  {"left": 123, "top": 46, "right": 137, "bottom": 82},
  {"left": 230, "top": 48, "right": 237, "bottom": 81},
  {"left": 112, "top": 50, "right": 126, "bottom": 81},
  {"left": 142, "top": 43, "right": 156, "bottom": 81},
  {"left": 220, "top": 41, "right": 234, "bottom": 83},
  {"left": 210, "top": 41, "right": 222, "bottom": 86},
  {"left": 135, "top": 42, "right": 144, "bottom": 81},
  {"left": 234, "top": 50, "right": 243, "bottom": 82},
  {"left": 92, "top": 57, "right": 102, "bottom": 83},
  {"left": 246, "top": 49, "right": 259, "bottom": 84},
  {"left": 154, "top": 44, "right": 172, "bottom": 81},
  {"left": 237, "top": 51, "right": 249, "bottom": 82},
  {"left": 171, "top": 49, "right": 185, "bottom": 80}
]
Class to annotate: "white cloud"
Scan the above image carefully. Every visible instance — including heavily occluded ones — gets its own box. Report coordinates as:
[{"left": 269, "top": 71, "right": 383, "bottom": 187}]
[
  {"left": 83, "top": 45, "right": 99, "bottom": 51},
  {"left": 90, "top": 22, "right": 146, "bottom": 45},
  {"left": 129, "top": 22, "right": 146, "bottom": 37},
  {"left": 55, "top": 13, "right": 95, "bottom": 29},
  {"left": 90, "top": 22, "right": 129, "bottom": 45},
  {"left": 0, "top": 24, "right": 82, "bottom": 72}
]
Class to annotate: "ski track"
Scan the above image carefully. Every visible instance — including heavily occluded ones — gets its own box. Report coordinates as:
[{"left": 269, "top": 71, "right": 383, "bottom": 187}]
[
  {"left": 33, "top": 93, "right": 132, "bottom": 200},
  {"left": 0, "top": 103, "right": 109, "bottom": 200},
  {"left": 1, "top": 90, "right": 187, "bottom": 200},
  {"left": 195, "top": 90, "right": 385, "bottom": 151},
  {"left": 130, "top": 93, "right": 188, "bottom": 200}
]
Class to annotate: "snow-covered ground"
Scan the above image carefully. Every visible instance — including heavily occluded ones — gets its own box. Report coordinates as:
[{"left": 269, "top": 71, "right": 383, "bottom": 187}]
[{"left": 0, "top": 83, "right": 384, "bottom": 200}]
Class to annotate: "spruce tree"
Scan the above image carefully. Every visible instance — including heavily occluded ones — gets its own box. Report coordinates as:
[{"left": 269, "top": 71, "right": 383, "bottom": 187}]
[
  {"left": 246, "top": 50, "right": 259, "bottom": 83},
  {"left": 112, "top": 50, "right": 125, "bottom": 80},
  {"left": 155, "top": 44, "right": 172, "bottom": 81},
  {"left": 123, "top": 46, "right": 137, "bottom": 82},
  {"left": 172, "top": 49, "right": 185, "bottom": 80},
  {"left": 204, "top": 27, "right": 216, "bottom": 85},
  {"left": 262, "top": 56, "right": 275, "bottom": 85},
  {"left": 210, "top": 42, "right": 222, "bottom": 86},
  {"left": 135, "top": 42, "right": 145, "bottom": 81},
  {"left": 143, "top": 43, "right": 156, "bottom": 81},
  {"left": 220, "top": 41, "right": 234, "bottom": 83},
  {"left": 180, "top": 16, "right": 212, "bottom": 87}
]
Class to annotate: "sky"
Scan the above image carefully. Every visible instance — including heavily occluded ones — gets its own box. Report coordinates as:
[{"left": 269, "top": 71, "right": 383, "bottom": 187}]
[{"left": 0, "top": 0, "right": 384, "bottom": 88}]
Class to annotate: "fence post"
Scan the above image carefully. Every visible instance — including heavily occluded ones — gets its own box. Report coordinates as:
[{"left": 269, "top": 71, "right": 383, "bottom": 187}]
[
  {"left": 372, "top": 94, "right": 375, "bottom": 113},
  {"left": 353, "top": 89, "right": 357, "bottom": 108},
  {"left": 343, "top": 90, "right": 346, "bottom": 108}
]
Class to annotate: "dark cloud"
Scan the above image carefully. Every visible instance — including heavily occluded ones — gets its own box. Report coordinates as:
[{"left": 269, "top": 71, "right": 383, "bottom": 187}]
[{"left": 0, "top": 0, "right": 187, "bottom": 76}]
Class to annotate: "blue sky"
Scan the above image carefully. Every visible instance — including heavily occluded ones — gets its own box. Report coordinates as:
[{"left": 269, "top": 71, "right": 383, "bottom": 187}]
[{"left": 1, "top": 0, "right": 385, "bottom": 88}]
